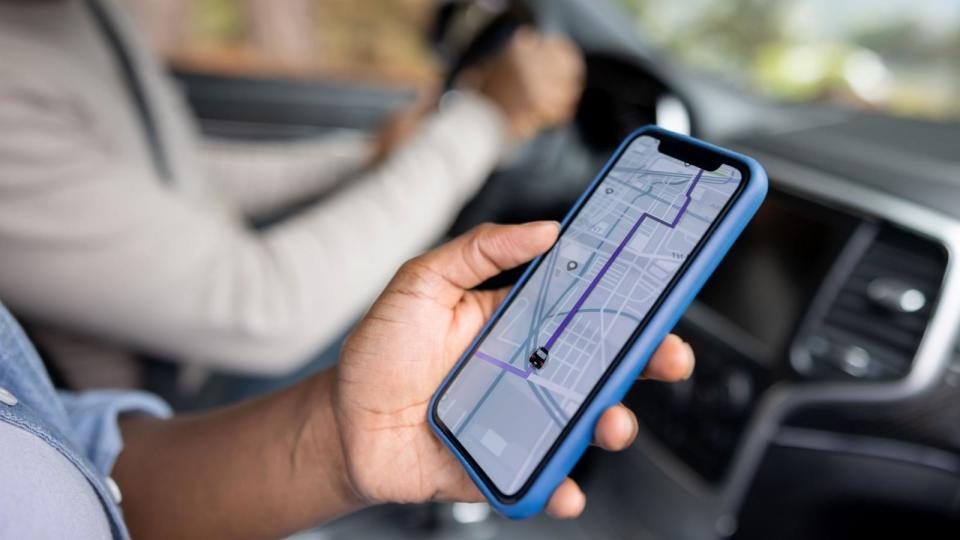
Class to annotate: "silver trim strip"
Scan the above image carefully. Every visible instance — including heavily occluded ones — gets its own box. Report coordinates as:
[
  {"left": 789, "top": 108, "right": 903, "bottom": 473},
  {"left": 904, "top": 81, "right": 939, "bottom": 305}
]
[
  {"left": 718, "top": 146, "right": 960, "bottom": 515},
  {"left": 774, "top": 427, "right": 960, "bottom": 475}
]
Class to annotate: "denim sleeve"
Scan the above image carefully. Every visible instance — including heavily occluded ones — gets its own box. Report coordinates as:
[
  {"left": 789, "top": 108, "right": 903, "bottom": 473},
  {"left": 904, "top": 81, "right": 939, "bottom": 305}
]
[{"left": 58, "top": 390, "right": 172, "bottom": 476}]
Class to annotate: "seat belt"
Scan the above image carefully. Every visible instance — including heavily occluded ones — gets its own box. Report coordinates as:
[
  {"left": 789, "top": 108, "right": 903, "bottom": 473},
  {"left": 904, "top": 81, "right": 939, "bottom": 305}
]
[{"left": 84, "top": 0, "right": 172, "bottom": 182}]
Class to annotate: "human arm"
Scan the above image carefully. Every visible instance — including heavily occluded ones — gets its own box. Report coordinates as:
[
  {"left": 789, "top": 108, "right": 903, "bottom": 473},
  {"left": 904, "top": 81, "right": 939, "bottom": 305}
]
[
  {"left": 0, "top": 70, "right": 505, "bottom": 374},
  {"left": 200, "top": 131, "right": 374, "bottom": 219},
  {"left": 202, "top": 27, "right": 584, "bottom": 221},
  {"left": 113, "top": 222, "right": 695, "bottom": 539}
]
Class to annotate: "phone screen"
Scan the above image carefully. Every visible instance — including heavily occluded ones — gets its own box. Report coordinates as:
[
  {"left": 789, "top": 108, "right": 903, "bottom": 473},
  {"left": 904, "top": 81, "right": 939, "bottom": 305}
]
[{"left": 435, "top": 134, "right": 745, "bottom": 497}]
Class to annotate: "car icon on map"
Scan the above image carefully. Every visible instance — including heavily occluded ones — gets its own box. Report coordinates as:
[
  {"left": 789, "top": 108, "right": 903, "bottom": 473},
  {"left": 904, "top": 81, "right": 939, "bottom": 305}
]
[{"left": 529, "top": 346, "right": 549, "bottom": 369}]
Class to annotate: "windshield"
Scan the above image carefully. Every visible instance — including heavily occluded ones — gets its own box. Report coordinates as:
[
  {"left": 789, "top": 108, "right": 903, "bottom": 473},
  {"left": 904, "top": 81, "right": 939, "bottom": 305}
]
[{"left": 618, "top": 0, "right": 960, "bottom": 122}]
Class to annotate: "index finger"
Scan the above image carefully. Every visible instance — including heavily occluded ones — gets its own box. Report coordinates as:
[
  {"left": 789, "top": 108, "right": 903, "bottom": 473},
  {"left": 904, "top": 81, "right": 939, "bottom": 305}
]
[{"left": 398, "top": 222, "right": 559, "bottom": 307}]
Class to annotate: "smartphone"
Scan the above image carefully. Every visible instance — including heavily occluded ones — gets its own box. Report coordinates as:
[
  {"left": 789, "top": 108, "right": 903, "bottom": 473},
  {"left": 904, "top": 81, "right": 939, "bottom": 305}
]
[{"left": 428, "top": 126, "right": 767, "bottom": 518}]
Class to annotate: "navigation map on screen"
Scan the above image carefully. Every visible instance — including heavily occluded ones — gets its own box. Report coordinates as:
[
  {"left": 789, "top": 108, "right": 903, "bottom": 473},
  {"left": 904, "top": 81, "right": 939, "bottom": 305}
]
[{"left": 436, "top": 135, "right": 743, "bottom": 495}]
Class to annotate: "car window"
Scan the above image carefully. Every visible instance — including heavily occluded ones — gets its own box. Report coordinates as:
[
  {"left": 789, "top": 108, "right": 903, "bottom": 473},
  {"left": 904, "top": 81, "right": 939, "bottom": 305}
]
[
  {"left": 617, "top": 0, "right": 960, "bottom": 122},
  {"left": 126, "top": 0, "right": 439, "bottom": 88}
]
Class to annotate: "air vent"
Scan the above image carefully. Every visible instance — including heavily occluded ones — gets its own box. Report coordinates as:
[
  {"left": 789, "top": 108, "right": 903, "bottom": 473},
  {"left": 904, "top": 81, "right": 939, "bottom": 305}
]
[{"left": 795, "top": 226, "right": 947, "bottom": 380}]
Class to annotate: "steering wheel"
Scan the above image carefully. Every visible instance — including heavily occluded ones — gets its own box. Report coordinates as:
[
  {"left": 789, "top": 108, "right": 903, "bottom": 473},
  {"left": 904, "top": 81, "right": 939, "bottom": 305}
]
[
  {"left": 431, "top": 0, "right": 693, "bottom": 273},
  {"left": 430, "top": 1, "right": 584, "bottom": 233}
]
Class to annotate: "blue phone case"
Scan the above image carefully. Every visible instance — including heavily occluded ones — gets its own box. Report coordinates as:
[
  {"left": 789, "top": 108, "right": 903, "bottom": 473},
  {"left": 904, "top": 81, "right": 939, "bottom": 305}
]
[{"left": 428, "top": 126, "right": 768, "bottom": 518}]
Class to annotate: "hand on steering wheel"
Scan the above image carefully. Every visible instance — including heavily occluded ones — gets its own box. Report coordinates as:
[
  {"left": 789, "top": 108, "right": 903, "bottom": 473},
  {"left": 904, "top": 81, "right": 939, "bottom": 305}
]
[
  {"left": 372, "top": 26, "right": 584, "bottom": 161},
  {"left": 461, "top": 27, "right": 585, "bottom": 142}
]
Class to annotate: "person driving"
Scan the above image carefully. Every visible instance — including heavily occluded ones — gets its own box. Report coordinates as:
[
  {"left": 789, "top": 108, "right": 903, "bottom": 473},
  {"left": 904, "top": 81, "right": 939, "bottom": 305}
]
[
  {"left": 0, "top": 0, "right": 584, "bottom": 387},
  {"left": 0, "top": 222, "right": 696, "bottom": 539}
]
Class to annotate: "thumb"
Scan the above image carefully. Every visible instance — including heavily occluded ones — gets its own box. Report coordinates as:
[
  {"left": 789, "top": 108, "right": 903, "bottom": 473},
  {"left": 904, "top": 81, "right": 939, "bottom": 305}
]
[{"left": 394, "top": 222, "right": 559, "bottom": 307}]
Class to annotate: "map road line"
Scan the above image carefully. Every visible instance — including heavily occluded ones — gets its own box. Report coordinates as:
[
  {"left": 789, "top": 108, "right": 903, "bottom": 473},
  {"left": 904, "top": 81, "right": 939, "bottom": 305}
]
[
  {"left": 543, "top": 168, "right": 704, "bottom": 351},
  {"left": 475, "top": 350, "right": 533, "bottom": 379}
]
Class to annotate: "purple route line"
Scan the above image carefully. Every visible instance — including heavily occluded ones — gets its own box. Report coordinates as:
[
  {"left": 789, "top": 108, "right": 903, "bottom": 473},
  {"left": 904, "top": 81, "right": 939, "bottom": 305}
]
[
  {"left": 543, "top": 168, "right": 704, "bottom": 351},
  {"left": 471, "top": 168, "right": 704, "bottom": 378},
  {"left": 475, "top": 350, "right": 533, "bottom": 379}
]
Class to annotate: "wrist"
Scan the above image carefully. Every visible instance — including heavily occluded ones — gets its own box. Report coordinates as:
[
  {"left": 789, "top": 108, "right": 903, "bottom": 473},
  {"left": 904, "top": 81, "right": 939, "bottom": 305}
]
[
  {"left": 473, "top": 89, "right": 529, "bottom": 141},
  {"left": 449, "top": 68, "right": 526, "bottom": 143},
  {"left": 294, "top": 370, "right": 365, "bottom": 515},
  {"left": 441, "top": 89, "right": 524, "bottom": 166}
]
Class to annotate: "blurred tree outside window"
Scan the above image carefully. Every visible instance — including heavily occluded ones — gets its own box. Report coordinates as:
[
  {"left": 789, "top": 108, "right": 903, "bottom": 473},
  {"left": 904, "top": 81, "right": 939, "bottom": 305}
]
[
  {"left": 617, "top": 0, "right": 960, "bottom": 121},
  {"left": 126, "top": 0, "right": 441, "bottom": 88}
]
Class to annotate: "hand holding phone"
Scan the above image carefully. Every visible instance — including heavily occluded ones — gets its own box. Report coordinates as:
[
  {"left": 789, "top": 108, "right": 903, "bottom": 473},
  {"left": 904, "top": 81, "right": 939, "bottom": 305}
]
[
  {"left": 332, "top": 230, "right": 698, "bottom": 520},
  {"left": 429, "top": 127, "right": 767, "bottom": 517}
]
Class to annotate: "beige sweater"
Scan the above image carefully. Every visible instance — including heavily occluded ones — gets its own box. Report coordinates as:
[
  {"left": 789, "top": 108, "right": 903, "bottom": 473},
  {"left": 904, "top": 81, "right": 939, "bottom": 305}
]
[{"left": 0, "top": 0, "right": 507, "bottom": 376}]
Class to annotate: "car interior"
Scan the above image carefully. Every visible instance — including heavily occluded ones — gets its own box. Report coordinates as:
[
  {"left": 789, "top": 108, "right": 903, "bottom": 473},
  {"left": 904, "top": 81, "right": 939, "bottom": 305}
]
[{"left": 142, "top": 0, "right": 960, "bottom": 538}]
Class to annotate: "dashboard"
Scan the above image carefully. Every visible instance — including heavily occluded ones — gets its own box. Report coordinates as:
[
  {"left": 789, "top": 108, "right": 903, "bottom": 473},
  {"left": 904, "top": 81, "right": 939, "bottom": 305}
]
[
  {"left": 500, "top": 13, "right": 960, "bottom": 531},
  {"left": 626, "top": 189, "right": 856, "bottom": 481},
  {"left": 611, "top": 136, "right": 960, "bottom": 538},
  {"left": 628, "top": 178, "right": 951, "bottom": 478},
  {"left": 444, "top": 70, "right": 960, "bottom": 534},
  {"left": 696, "top": 191, "right": 857, "bottom": 368},
  {"left": 436, "top": 36, "right": 960, "bottom": 533}
]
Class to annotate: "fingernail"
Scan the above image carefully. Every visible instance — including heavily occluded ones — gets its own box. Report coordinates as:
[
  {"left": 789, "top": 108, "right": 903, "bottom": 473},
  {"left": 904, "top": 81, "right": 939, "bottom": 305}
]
[
  {"left": 682, "top": 341, "right": 696, "bottom": 380},
  {"left": 525, "top": 220, "right": 561, "bottom": 232},
  {"left": 620, "top": 408, "right": 633, "bottom": 439}
]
